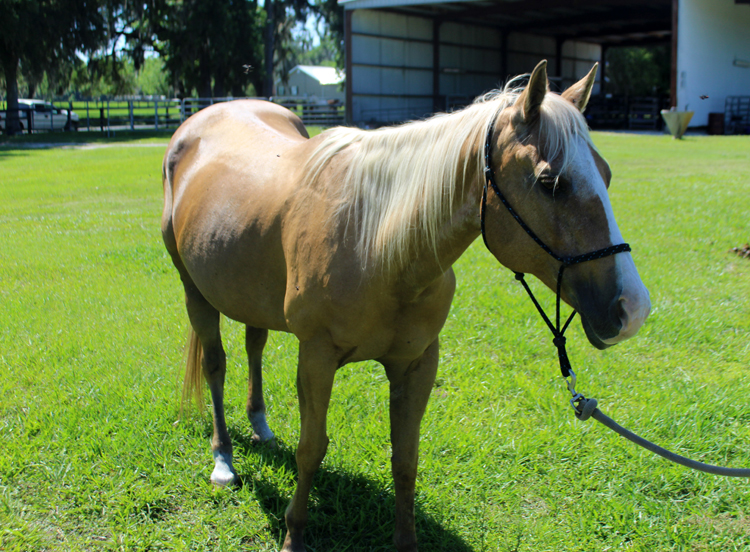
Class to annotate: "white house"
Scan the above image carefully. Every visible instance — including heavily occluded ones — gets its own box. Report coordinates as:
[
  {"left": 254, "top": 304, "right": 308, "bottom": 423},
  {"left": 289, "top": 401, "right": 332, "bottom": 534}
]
[{"left": 276, "top": 65, "right": 346, "bottom": 101}]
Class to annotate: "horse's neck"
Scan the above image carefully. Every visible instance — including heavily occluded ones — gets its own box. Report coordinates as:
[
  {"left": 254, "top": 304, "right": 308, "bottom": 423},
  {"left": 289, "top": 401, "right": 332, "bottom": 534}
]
[{"left": 394, "top": 143, "right": 485, "bottom": 290}]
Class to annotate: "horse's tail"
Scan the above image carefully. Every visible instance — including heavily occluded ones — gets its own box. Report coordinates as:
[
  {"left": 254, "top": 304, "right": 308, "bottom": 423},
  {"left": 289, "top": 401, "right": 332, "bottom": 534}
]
[{"left": 181, "top": 327, "right": 205, "bottom": 414}]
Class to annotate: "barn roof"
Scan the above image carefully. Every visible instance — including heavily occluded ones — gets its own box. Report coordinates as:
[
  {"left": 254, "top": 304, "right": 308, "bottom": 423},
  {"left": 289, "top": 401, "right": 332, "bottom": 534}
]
[
  {"left": 339, "top": 0, "right": 673, "bottom": 47},
  {"left": 291, "top": 65, "right": 346, "bottom": 86}
]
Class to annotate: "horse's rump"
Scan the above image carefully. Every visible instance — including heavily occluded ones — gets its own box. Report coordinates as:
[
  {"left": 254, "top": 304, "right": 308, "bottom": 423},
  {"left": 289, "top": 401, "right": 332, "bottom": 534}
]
[{"left": 161, "top": 100, "right": 311, "bottom": 331}]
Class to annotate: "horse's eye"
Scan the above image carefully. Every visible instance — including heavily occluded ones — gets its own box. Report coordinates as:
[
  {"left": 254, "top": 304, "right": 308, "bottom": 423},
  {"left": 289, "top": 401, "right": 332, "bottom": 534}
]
[{"left": 538, "top": 175, "right": 557, "bottom": 191}]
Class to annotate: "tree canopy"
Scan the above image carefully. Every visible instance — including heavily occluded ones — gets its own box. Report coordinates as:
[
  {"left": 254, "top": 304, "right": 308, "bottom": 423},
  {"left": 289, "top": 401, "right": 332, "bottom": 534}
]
[
  {"left": 0, "top": 0, "right": 107, "bottom": 134},
  {"left": 159, "top": 0, "right": 266, "bottom": 98},
  {"left": 605, "top": 45, "right": 670, "bottom": 97},
  {"left": 0, "top": 0, "right": 345, "bottom": 134}
]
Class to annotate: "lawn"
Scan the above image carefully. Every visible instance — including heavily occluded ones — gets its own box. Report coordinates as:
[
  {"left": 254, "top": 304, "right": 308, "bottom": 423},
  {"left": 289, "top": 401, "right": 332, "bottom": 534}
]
[{"left": 1, "top": 130, "right": 749, "bottom": 551}]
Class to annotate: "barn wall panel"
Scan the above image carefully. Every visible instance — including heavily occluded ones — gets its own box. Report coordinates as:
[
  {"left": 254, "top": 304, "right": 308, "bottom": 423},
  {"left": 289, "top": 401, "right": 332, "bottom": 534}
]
[
  {"left": 438, "top": 22, "right": 502, "bottom": 103},
  {"left": 352, "top": 35, "right": 382, "bottom": 65},
  {"left": 348, "top": 8, "right": 607, "bottom": 124}
]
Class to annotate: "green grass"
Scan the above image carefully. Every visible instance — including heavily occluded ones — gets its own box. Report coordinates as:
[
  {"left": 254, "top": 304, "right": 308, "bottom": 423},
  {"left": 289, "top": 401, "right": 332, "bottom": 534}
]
[{"left": 1, "top": 132, "right": 749, "bottom": 551}]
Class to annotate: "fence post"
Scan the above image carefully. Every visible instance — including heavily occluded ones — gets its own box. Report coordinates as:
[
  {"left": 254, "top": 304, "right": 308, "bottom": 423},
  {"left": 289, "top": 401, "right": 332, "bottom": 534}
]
[
  {"left": 129, "top": 100, "right": 134, "bottom": 130},
  {"left": 155, "top": 99, "right": 159, "bottom": 130},
  {"left": 99, "top": 106, "right": 104, "bottom": 132},
  {"left": 26, "top": 110, "right": 33, "bottom": 134},
  {"left": 165, "top": 104, "right": 169, "bottom": 128}
]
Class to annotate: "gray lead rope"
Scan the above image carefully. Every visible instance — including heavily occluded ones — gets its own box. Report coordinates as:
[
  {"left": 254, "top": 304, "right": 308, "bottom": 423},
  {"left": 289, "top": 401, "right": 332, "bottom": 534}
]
[
  {"left": 576, "top": 395, "right": 750, "bottom": 477},
  {"left": 482, "top": 122, "right": 750, "bottom": 478}
]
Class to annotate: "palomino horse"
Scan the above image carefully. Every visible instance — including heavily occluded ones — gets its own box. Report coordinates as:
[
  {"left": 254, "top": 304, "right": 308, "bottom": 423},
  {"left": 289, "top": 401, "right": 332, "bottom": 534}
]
[{"left": 161, "top": 61, "right": 650, "bottom": 551}]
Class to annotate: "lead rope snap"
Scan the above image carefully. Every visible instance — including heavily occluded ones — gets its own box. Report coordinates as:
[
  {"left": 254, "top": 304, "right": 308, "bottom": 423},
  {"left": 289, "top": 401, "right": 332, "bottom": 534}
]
[{"left": 564, "top": 368, "right": 598, "bottom": 421}]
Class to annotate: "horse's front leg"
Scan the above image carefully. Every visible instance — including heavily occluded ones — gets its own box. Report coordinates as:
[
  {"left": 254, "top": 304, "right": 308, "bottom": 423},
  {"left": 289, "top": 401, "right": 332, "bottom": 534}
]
[
  {"left": 383, "top": 339, "right": 440, "bottom": 552},
  {"left": 282, "top": 336, "right": 338, "bottom": 552}
]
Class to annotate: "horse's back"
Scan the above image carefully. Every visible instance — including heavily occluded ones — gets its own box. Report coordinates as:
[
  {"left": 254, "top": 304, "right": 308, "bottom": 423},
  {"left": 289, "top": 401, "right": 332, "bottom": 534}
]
[
  {"left": 165, "top": 100, "right": 308, "bottom": 195},
  {"left": 162, "top": 100, "right": 309, "bottom": 330}
]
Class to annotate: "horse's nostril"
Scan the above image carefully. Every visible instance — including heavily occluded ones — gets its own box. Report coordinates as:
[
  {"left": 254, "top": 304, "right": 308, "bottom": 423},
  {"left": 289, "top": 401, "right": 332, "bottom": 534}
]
[{"left": 615, "top": 297, "right": 629, "bottom": 331}]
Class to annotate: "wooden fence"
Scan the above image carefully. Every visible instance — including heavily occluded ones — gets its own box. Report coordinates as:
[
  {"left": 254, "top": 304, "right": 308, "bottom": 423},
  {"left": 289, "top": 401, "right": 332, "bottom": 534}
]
[
  {"left": 1, "top": 96, "right": 345, "bottom": 134},
  {"left": 181, "top": 97, "right": 345, "bottom": 127},
  {"left": 586, "top": 95, "right": 669, "bottom": 131}
]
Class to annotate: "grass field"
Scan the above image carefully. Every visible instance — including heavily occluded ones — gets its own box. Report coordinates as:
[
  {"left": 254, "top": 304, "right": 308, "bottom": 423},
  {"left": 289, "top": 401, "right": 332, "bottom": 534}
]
[{"left": 1, "top": 130, "right": 749, "bottom": 551}]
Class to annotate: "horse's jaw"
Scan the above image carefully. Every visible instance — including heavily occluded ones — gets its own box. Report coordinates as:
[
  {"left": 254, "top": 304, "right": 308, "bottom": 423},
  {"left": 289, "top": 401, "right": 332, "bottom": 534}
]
[{"left": 580, "top": 315, "right": 615, "bottom": 350}]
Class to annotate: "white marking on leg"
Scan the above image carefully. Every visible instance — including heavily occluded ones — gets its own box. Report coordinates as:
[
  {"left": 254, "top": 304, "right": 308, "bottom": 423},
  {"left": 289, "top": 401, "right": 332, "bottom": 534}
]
[
  {"left": 250, "top": 412, "right": 275, "bottom": 443},
  {"left": 211, "top": 450, "right": 237, "bottom": 486}
]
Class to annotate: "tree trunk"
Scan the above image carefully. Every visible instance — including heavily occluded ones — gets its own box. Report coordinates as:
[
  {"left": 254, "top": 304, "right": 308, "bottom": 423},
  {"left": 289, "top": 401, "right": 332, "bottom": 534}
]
[
  {"left": 213, "top": 70, "right": 225, "bottom": 98},
  {"left": 263, "top": 0, "right": 275, "bottom": 97},
  {"left": 1, "top": 52, "right": 21, "bottom": 135},
  {"left": 198, "top": 51, "right": 212, "bottom": 98}
]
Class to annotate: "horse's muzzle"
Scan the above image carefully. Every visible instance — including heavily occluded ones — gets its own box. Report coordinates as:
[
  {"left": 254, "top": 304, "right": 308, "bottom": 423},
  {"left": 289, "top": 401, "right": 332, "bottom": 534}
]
[{"left": 578, "top": 254, "right": 651, "bottom": 349}]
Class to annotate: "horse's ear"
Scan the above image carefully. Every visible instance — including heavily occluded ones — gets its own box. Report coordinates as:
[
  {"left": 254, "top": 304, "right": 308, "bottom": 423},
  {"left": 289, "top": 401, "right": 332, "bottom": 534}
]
[
  {"left": 516, "top": 60, "right": 548, "bottom": 123},
  {"left": 562, "top": 63, "right": 598, "bottom": 113}
]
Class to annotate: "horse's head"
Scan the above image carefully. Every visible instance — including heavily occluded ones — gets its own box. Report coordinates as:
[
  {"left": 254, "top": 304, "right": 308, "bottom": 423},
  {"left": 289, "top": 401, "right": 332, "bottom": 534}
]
[{"left": 483, "top": 60, "right": 650, "bottom": 349}]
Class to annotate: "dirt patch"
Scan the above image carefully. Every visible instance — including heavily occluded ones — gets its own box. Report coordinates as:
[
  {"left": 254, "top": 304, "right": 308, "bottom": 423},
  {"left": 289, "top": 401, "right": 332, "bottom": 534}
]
[
  {"left": 729, "top": 243, "right": 750, "bottom": 259},
  {"left": 689, "top": 513, "right": 750, "bottom": 535}
]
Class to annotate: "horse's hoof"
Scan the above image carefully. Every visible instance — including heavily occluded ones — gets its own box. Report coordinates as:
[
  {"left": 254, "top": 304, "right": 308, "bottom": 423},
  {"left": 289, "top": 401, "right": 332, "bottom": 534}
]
[
  {"left": 250, "top": 412, "right": 275, "bottom": 444},
  {"left": 280, "top": 533, "right": 306, "bottom": 552},
  {"left": 252, "top": 434, "right": 278, "bottom": 449},
  {"left": 210, "top": 450, "right": 237, "bottom": 487}
]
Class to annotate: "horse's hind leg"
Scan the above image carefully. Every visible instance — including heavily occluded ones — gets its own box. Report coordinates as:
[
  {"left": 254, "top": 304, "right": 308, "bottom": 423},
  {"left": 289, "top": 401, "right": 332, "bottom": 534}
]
[
  {"left": 245, "top": 326, "right": 274, "bottom": 443},
  {"left": 184, "top": 284, "right": 236, "bottom": 486}
]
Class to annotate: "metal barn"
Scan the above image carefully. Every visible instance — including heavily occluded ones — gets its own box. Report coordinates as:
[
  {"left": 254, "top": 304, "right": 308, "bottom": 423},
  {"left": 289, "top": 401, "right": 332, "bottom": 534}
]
[{"left": 340, "top": 0, "right": 750, "bottom": 129}]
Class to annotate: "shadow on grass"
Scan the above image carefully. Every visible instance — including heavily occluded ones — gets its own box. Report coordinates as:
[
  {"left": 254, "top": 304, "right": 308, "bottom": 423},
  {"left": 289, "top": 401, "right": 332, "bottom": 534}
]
[
  {"left": 0, "top": 129, "right": 175, "bottom": 152},
  {"left": 230, "top": 429, "right": 473, "bottom": 552},
  {"left": 0, "top": 148, "right": 30, "bottom": 161}
]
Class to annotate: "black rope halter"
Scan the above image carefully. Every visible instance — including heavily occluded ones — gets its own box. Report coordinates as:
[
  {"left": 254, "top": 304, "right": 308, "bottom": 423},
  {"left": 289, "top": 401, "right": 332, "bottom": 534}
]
[
  {"left": 479, "top": 121, "right": 631, "bottom": 378},
  {"left": 479, "top": 118, "right": 750, "bottom": 479}
]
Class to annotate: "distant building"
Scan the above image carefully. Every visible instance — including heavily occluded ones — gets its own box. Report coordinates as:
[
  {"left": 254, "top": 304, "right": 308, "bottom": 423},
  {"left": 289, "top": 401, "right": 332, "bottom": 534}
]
[{"left": 276, "top": 65, "right": 346, "bottom": 101}]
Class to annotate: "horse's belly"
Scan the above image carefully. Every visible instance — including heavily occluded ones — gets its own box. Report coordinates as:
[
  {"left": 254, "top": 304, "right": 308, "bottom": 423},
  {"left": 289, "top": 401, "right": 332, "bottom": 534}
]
[
  {"left": 189, "top": 254, "right": 290, "bottom": 331},
  {"left": 176, "top": 201, "right": 290, "bottom": 331}
]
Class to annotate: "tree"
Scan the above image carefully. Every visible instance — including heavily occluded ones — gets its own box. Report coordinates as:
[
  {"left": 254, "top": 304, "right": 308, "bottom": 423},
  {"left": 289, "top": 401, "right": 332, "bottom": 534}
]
[
  {"left": 288, "top": 26, "right": 338, "bottom": 68},
  {"left": 605, "top": 45, "right": 670, "bottom": 97},
  {"left": 135, "top": 57, "right": 171, "bottom": 96},
  {"left": 263, "top": 0, "right": 313, "bottom": 96},
  {"left": 314, "top": 0, "right": 344, "bottom": 70},
  {"left": 80, "top": 0, "right": 161, "bottom": 97},
  {"left": 156, "top": 0, "right": 265, "bottom": 98},
  {"left": 0, "top": 0, "right": 106, "bottom": 134}
]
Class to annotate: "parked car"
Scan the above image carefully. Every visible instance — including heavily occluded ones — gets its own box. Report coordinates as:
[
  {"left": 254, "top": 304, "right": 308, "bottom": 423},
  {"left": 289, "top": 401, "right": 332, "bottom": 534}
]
[{"left": 0, "top": 99, "right": 79, "bottom": 132}]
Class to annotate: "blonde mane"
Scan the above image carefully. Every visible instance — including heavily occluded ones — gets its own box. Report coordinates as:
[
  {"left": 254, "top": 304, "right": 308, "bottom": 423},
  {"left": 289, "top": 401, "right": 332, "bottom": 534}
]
[{"left": 304, "top": 79, "right": 594, "bottom": 272}]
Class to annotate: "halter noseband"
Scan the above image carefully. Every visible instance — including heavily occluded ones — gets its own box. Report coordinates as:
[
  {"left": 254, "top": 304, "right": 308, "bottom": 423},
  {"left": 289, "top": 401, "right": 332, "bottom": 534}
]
[{"left": 479, "top": 121, "right": 631, "bottom": 378}]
